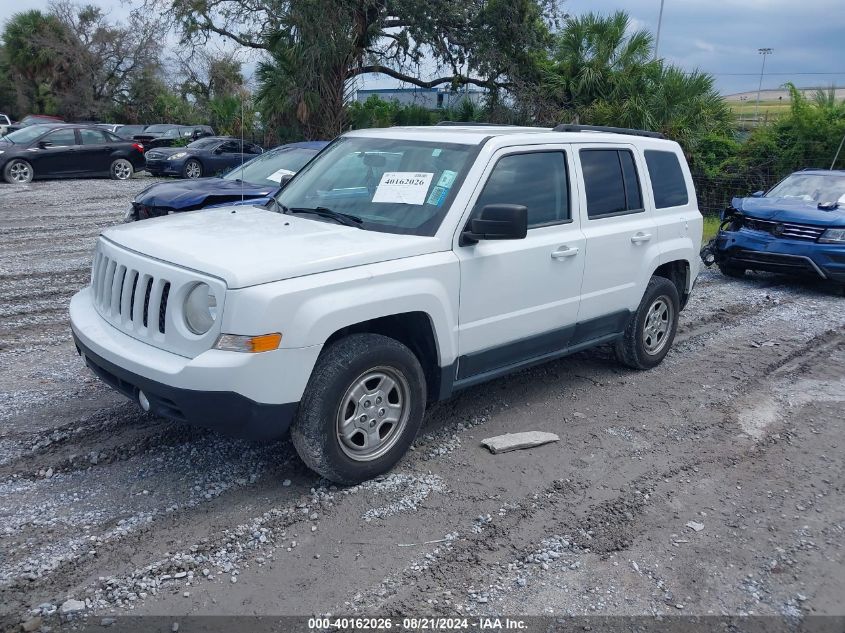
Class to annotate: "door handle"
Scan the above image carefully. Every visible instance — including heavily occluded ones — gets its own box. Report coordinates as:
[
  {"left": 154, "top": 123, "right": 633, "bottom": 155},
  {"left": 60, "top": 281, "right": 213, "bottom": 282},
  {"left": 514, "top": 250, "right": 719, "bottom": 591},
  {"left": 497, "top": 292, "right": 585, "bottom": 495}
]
[
  {"left": 551, "top": 246, "right": 579, "bottom": 259},
  {"left": 630, "top": 232, "right": 652, "bottom": 244}
]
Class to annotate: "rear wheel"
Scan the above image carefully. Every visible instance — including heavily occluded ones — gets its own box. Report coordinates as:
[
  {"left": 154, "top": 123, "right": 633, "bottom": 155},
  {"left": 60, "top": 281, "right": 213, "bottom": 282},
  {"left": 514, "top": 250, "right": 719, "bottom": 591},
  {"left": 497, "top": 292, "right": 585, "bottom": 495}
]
[
  {"left": 615, "top": 276, "right": 680, "bottom": 370},
  {"left": 182, "top": 159, "right": 202, "bottom": 179},
  {"left": 110, "top": 158, "right": 133, "bottom": 180},
  {"left": 291, "top": 333, "right": 426, "bottom": 485},
  {"left": 718, "top": 262, "right": 746, "bottom": 278},
  {"left": 3, "top": 159, "right": 34, "bottom": 184}
]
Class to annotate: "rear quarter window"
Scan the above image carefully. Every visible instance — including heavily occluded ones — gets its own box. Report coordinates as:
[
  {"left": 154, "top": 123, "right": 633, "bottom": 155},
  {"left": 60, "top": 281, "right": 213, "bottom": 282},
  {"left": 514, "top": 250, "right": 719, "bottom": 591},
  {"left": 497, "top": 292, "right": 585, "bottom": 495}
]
[{"left": 644, "top": 150, "right": 689, "bottom": 208}]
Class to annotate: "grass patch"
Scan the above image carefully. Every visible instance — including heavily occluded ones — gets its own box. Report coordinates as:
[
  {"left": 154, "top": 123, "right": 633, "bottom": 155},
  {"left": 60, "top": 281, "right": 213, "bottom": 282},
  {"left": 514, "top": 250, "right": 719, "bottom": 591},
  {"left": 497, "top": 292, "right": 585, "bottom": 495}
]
[{"left": 702, "top": 215, "right": 721, "bottom": 242}]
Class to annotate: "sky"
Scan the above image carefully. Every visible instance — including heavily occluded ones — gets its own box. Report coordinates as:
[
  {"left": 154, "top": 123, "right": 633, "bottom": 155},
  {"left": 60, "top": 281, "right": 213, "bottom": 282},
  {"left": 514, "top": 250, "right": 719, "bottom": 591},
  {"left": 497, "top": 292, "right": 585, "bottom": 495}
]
[{"left": 3, "top": 0, "right": 844, "bottom": 97}]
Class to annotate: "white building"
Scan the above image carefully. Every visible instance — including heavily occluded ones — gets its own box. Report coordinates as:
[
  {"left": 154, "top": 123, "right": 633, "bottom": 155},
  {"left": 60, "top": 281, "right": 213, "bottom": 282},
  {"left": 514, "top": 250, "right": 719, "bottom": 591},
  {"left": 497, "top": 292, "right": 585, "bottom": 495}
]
[{"left": 355, "top": 87, "right": 486, "bottom": 109}]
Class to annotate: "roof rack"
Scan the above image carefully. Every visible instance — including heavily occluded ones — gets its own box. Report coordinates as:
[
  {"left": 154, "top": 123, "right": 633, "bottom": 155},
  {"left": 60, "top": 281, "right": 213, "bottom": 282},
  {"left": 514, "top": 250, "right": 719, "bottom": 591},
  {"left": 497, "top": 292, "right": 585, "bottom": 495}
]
[
  {"left": 552, "top": 124, "right": 665, "bottom": 139},
  {"left": 435, "top": 121, "right": 519, "bottom": 127}
]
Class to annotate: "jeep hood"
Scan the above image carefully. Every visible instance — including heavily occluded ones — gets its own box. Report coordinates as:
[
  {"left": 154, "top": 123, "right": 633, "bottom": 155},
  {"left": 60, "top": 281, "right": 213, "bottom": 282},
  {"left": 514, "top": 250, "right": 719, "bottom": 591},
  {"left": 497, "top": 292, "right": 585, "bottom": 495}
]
[
  {"left": 136, "top": 178, "right": 277, "bottom": 210},
  {"left": 101, "top": 206, "right": 442, "bottom": 288},
  {"left": 732, "top": 196, "right": 845, "bottom": 227}
]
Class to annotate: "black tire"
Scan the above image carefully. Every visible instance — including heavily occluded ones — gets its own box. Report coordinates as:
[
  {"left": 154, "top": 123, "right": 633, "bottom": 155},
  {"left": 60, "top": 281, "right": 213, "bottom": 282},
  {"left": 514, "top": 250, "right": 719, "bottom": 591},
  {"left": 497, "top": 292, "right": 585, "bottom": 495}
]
[
  {"left": 182, "top": 159, "right": 202, "bottom": 179},
  {"left": 615, "top": 276, "right": 680, "bottom": 370},
  {"left": 291, "top": 333, "right": 426, "bottom": 485},
  {"left": 718, "top": 262, "right": 746, "bottom": 278},
  {"left": 3, "top": 158, "right": 34, "bottom": 184}
]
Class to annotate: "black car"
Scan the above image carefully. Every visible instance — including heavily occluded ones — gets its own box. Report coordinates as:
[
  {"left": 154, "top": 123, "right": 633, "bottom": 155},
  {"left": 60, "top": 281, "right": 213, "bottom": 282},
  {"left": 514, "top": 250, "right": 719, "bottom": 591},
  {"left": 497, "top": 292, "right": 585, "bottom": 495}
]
[
  {"left": 116, "top": 124, "right": 148, "bottom": 140},
  {"left": 144, "top": 137, "right": 264, "bottom": 178},
  {"left": 133, "top": 124, "right": 214, "bottom": 149},
  {"left": 0, "top": 124, "right": 146, "bottom": 184}
]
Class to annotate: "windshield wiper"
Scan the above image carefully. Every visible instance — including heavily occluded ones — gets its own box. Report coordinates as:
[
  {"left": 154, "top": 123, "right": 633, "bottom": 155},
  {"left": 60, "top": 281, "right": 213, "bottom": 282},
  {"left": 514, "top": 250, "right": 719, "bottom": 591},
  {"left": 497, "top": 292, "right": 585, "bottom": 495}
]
[{"left": 289, "top": 206, "right": 364, "bottom": 228}]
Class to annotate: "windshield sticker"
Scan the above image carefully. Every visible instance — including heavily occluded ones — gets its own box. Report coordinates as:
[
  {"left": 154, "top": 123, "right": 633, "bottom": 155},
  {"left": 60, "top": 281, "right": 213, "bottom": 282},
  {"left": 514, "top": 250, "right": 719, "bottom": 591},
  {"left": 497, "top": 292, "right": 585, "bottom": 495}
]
[
  {"left": 437, "top": 170, "right": 457, "bottom": 189},
  {"left": 266, "top": 168, "right": 296, "bottom": 183},
  {"left": 372, "top": 172, "right": 434, "bottom": 205},
  {"left": 426, "top": 185, "right": 449, "bottom": 207},
  {"left": 432, "top": 148, "right": 442, "bottom": 157}
]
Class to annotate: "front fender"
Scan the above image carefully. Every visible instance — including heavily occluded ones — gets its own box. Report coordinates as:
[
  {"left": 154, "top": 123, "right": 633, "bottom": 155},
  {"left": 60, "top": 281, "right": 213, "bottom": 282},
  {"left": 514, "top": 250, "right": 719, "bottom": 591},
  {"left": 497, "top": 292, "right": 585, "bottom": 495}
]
[{"left": 220, "top": 252, "right": 461, "bottom": 366}]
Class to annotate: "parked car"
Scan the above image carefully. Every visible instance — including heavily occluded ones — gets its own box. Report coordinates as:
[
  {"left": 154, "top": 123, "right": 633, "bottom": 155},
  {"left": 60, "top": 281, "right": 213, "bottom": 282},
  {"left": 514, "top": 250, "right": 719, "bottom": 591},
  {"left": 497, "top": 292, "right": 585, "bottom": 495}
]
[
  {"left": 6, "top": 114, "right": 65, "bottom": 133},
  {"left": 70, "top": 124, "right": 701, "bottom": 483},
  {"left": 143, "top": 137, "right": 264, "bottom": 179},
  {"left": 0, "top": 113, "right": 11, "bottom": 136},
  {"left": 133, "top": 124, "right": 214, "bottom": 149},
  {"left": 0, "top": 124, "right": 145, "bottom": 183},
  {"left": 96, "top": 123, "right": 124, "bottom": 134},
  {"left": 711, "top": 169, "right": 845, "bottom": 286},
  {"left": 128, "top": 141, "right": 328, "bottom": 220},
  {"left": 116, "top": 124, "right": 148, "bottom": 140}
]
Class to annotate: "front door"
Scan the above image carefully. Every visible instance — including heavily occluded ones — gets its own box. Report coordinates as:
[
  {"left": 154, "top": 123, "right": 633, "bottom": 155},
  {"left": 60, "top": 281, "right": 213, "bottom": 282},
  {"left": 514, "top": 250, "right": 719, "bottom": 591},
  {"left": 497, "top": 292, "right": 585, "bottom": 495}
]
[
  {"left": 31, "top": 128, "right": 79, "bottom": 176},
  {"left": 455, "top": 147, "right": 586, "bottom": 381}
]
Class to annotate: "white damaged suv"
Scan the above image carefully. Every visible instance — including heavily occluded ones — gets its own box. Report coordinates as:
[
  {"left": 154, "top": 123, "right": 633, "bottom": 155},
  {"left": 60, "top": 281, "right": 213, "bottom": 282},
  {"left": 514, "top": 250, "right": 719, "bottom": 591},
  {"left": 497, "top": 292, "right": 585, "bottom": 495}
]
[{"left": 70, "top": 124, "right": 702, "bottom": 484}]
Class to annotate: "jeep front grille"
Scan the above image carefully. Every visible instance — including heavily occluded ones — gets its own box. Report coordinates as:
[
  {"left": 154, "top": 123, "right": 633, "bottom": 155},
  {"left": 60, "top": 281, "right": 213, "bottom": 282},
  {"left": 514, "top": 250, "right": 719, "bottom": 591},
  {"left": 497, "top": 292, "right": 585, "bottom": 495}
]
[
  {"left": 92, "top": 251, "right": 171, "bottom": 335},
  {"left": 742, "top": 217, "right": 825, "bottom": 241},
  {"left": 88, "top": 238, "right": 225, "bottom": 357}
]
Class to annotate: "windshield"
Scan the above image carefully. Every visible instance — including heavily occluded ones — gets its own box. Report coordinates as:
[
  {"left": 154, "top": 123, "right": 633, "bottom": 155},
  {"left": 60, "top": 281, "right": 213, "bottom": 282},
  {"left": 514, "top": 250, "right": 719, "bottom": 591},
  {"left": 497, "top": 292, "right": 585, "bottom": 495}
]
[
  {"left": 225, "top": 147, "right": 318, "bottom": 185},
  {"left": 767, "top": 173, "right": 845, "bottom": 204},
  {"left": 187, "top": 137, "right": 219, "bottom": 150},
  {"left": 276, "top": 136, "right": 475, "bottom": 235},
  {"left": 3, "top": 125, "right": 51, "bottom": 144}
]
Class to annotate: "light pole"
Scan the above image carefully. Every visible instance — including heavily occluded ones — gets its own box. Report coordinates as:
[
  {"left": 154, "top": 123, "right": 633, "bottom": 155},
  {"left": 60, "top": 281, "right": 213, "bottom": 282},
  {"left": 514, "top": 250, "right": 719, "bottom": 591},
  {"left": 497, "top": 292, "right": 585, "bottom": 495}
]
[
  {"left": 654, "top": 0, "right": 666, "bottom": 60},
  {"left": 754, "top": 48, "right": 773, "bottom": 123}
]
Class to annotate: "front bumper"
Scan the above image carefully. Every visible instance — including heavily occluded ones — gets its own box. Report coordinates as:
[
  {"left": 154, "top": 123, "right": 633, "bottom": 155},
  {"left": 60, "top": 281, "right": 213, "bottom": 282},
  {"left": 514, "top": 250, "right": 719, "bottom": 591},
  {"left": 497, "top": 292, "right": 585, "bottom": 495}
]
[
  {"left": 715, "top": 228, "right": 845, "bottom": 282},
  {"left": 70, "top": 288, "right": 322, "bottom": 439},
  {"left": 143, "top": 159, "right": 182, "bottom": 176}
]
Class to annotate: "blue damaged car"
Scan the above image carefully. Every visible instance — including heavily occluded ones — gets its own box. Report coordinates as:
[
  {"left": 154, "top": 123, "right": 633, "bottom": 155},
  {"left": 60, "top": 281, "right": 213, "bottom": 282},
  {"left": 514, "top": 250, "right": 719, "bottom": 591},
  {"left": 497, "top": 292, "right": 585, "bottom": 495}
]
[
  {"left": 127, "top": 141, "right": 328, "bottom": 221},
  {"left": 712, "top": 169, "right": 845, "bottom": 287}
]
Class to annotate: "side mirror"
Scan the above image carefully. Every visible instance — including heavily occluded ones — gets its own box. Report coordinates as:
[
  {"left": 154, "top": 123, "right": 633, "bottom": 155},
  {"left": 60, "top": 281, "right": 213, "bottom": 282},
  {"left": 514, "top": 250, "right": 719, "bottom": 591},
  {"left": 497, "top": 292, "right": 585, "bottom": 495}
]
[
  {"left": 38, "top": 140, "right": 52, "bottom": 149},
  {"left": 461, "top": 204, "right": 528, "bottom": 245},
  {"left": 751, "top": 190, "right": 764, "bottom": 198},
  {"left": 213, "top": 147, "right": 224, "bottom": 155}
]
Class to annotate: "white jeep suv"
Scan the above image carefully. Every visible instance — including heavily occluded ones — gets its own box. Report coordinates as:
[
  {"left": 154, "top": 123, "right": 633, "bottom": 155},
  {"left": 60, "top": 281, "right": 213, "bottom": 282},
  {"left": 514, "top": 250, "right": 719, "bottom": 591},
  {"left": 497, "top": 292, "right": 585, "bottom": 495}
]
[{"left": 70, "top": 124, "right": 702, "bottom": 484}]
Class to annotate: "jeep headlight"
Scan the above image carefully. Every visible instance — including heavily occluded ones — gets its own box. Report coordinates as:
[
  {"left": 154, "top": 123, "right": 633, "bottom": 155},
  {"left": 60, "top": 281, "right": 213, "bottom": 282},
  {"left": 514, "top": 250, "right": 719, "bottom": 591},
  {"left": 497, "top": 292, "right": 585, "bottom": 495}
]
[
  {"left": 184, "top": 283, "right": 217, "bottom": 334},
  {"left": 168, "top": 151, "right": 188, "bottom": 160},
  {"left": 819, "top": 228, "right": 845, "bottom": 244}
]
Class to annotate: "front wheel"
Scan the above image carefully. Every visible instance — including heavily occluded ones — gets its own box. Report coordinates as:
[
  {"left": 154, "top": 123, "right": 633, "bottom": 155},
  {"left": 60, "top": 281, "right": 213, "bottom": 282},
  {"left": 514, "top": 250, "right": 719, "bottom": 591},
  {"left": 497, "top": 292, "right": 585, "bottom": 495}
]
[
  {"left": 182, "top": 159, "right": 202, "bottom": 179},
  {"left": 3, "top": 159, "right": 34, "bottom": 184},
  {"left": 291, "top": 333, "right": 426, "bottom": 485},
  {"left": 615, "top": 276, "right": 680, "bottom": 370},
  {"left": 110, "top": 158, "right": 133, "bottom": 180}
]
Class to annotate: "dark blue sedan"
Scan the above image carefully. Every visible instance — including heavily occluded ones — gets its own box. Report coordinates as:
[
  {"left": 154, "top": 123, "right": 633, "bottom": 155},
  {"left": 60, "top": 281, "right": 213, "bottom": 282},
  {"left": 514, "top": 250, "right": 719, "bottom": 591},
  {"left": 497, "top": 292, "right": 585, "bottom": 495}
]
[
  {"left": 143, "top": 137, "right": 264, "bottom": 179},
  {"left": 128, "top": 141, "right": 328, "bottom": 221},
  {"left": 712, "top": 169, "right": 845, "bottom": 286}
]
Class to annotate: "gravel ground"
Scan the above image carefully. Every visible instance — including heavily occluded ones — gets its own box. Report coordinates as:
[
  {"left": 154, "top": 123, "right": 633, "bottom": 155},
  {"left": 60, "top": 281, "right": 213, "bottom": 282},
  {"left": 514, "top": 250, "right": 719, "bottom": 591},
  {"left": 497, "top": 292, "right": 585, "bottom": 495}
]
[{"left": 1, "top": 177, "right": 844, "bottom": 631}]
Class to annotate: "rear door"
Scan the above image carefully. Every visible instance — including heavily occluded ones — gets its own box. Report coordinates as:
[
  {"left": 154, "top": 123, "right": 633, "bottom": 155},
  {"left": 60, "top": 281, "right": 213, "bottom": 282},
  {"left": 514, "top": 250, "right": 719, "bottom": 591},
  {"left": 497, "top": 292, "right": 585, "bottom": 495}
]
[
  {"left": 455, "top": 146, "right": 586, "bottom": 381},
  {"left": 77, "top": 128, "right": 112, "bottom": 174},
  {"left": 574, "top": 145, "right": 659, "bottom": 331}
]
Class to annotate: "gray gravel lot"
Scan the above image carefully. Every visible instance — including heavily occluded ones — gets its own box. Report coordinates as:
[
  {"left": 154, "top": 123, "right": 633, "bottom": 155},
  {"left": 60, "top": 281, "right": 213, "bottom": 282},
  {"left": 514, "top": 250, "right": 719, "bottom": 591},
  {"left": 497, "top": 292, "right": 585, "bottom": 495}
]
[{"left": 1, "top": 177, "right": 844, "bottom": 630}]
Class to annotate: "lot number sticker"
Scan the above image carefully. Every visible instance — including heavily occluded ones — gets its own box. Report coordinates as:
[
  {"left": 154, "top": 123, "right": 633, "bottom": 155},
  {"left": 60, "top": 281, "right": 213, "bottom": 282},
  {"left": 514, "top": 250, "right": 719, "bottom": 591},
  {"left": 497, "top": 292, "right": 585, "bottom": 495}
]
[{"left": 372, "top": 172, "right": 434, "bottom": 205}]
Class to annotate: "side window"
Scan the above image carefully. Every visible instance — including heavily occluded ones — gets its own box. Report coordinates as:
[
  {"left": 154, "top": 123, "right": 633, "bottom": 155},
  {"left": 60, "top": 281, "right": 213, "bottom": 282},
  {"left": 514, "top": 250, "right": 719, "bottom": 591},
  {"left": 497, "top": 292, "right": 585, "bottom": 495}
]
[
  {"left": 245, "top": 143, "right": 262, "bottom": 155},
  {"left": 80, "top": 129, "right": 106, "bottom": 145},
  {"left": 580, "top": 149, "right": 644, "bottom": 219},
  {"left": 42, "top": 129, "right": 77, "bottom": 147},
  {"left": 474, "top": 152, "right": 570, "bottom": 228},
  {"left": 645, "top": 150, "right": 689, "bottom": 208},
  {"left": 219, "top": 141, "right": 240, "bottom": 154}
]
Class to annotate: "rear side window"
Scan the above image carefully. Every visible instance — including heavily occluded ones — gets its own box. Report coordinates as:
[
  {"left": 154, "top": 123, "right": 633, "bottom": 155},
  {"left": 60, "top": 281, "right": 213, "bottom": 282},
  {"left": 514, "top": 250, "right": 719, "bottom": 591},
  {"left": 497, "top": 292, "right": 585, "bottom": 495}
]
[
  {"left": 80, "top": 129, "right": 106, "bottom": 145},
  {"left": 580, "top": 149, "right": 643, "bottom": 219},
  {"left": 474, "top": 152, "right": 570, "bottom": 228},
  {"left": 645, "top": 150, "right": 689, "bottom": 208}
]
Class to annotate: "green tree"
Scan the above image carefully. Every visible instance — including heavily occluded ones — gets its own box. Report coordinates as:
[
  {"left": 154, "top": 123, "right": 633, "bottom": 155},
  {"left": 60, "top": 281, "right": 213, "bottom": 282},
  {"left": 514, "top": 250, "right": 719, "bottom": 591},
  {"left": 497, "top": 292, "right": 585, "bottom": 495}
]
[
  {"left": 151, "top": 0, "right": 559, "bottom": 139},
  {"left": 1, "top": 10, "right": 69, "bottom": 115}
]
